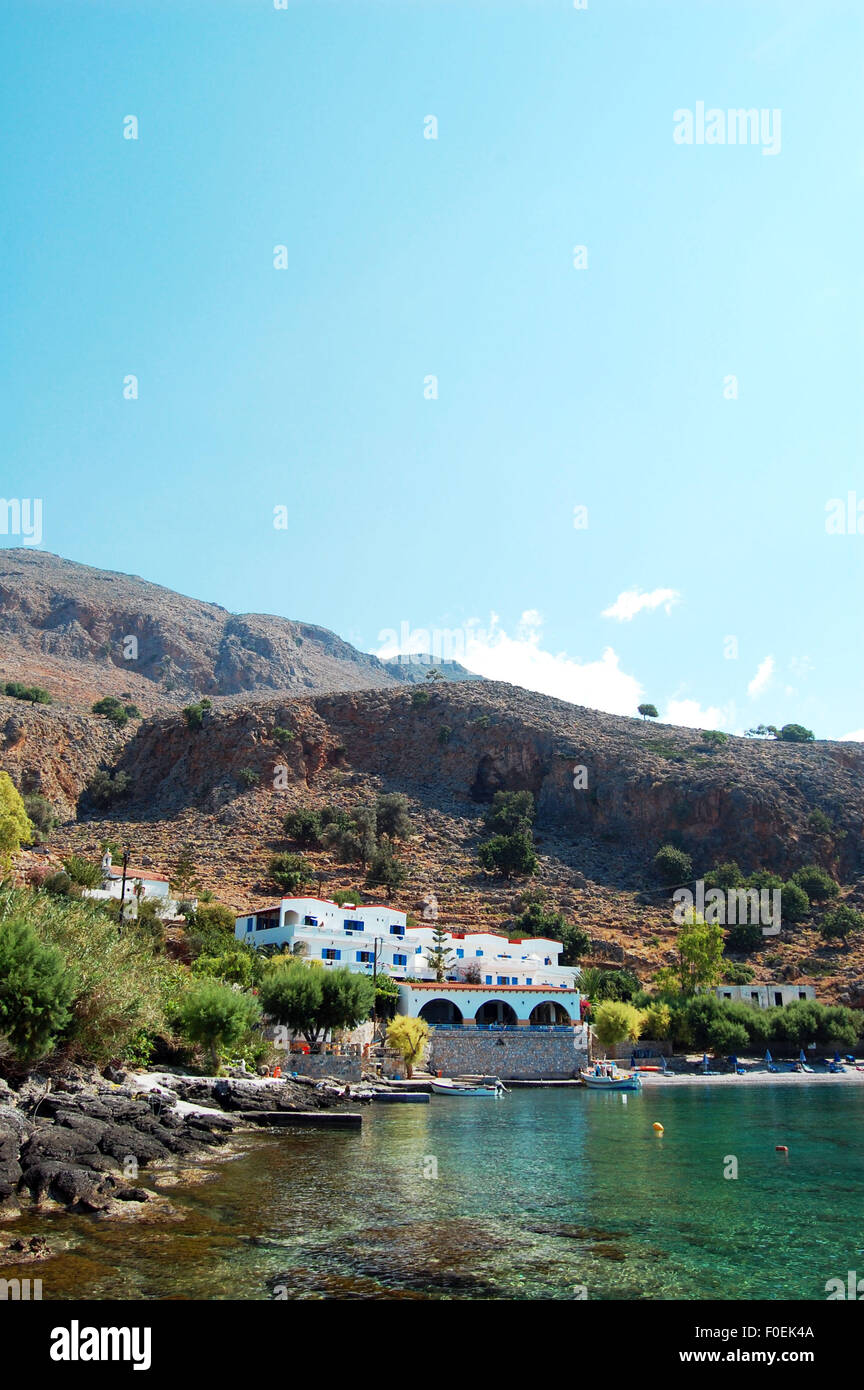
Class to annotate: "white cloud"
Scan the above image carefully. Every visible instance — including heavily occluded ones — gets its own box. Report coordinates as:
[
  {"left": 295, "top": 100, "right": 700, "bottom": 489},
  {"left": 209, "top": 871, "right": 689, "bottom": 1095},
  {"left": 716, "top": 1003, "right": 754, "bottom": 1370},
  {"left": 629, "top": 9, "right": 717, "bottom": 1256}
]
[
  {"left": 376, "top": 611, "right": 643, "bottom": 715},
  {"left": 840, "top": 729, "right": 864, "bottom": 743},
  {"left": 664, "top": 698, "right": 734, "bottom": 731},
  {"left": 747, "top": 655, "right": 774, "bottom": 698},
  {"left": 602, "top": 587, "right": 681, "bottom": 622}
]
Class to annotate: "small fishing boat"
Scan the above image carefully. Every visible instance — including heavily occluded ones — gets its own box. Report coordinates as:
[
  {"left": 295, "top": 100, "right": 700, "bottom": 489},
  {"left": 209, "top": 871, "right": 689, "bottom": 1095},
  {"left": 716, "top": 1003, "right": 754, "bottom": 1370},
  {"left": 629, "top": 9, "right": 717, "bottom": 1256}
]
[
  {"left": 580, "top": 1064, "right": 641, "bottom": 1092},
  {"left": 430, "top": 1077, "right": 507, "bottom": 1097}
]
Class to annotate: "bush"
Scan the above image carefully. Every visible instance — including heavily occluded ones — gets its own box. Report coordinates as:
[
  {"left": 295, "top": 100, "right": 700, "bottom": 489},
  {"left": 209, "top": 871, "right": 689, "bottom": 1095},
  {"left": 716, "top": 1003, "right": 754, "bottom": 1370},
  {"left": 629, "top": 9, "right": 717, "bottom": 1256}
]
[
  {"left": 653, "top": 844, "right": 692, "bottom": 885},
  {"left": 819, "top": 904, "right": 863, "bottom": 944},
  {"left": 0, "top": 772, "right": 35, "bottom": 871},
  {"left": 268, "top": 852, "right": 312, "bottom": 895},
  {"left": 478, "top": 832, "right": 538, "bottom": 879},
  {"left": 704, "top": 861, "right": 744, "bottom": 890},
  {"left": 183, "top": 698, "right": 212, "bottom": 731},
  {"left": 386, "top": 1016, "right": 429, "bottom": 1078},
  {"left": 778, "top": 724, "right": 814, "bottom": 743},
  {"left": 638, "top": 703, "right": 659, "bottom": 719},
  {"left": 722, "top": 963, "right": 755, "bottom": 985},
  {"left": 724, "top": 921, "right": 763, "bottom": 954},
  {"left": 272, "top": 726, "right": 295, "bottom": 748},
  {"left": 642, "top": 1001, "right": 672, "bottom": 1039},
  {"left": 259, "top": 961, "right": 374, "bottom": 1046},
  {"left": 706, "top": 1016, "right": 749, "bottom": 1056},
  {"left": 780, "top": 881, "right": 810, "bottom": 923},
  {"left": 791, "top": 864, "right": 839, "bottom": 902},
  {"left": 92, "top": 696, "right": 139, "bottom": 728},
  {"left": 365, "top": 842, "right": 407, "bottom": 895},
  {"left": 176, "top": 979, "right": 262, "bottom": 1074},
  {"left": 62, "top": 855, "right": 102, "bottom": 889},
  {"left": 193, "top": 946, "right": 263, "bottom": 989},
  {"left": 484, "top": 791, "right": 535, "bottom": 837},
  {"left": 807, "top": 809, "right": 834, "bottom": 835},
  {"left": 702, "top": 730, "right": 728, "bottom": 747},
  {"left": 238, "top": 768, "right": 259, "bottom": 788},
  {"left": 22, "top": 793, "right": 56, "bottom": 842},
  {"left": 592, "top": 1000, "right": 644, "bottom": 1046},
  {"left": 184, "top": 901, "right": 239, "bottom": 957},
  {"left": 43, "top": 871, "right": 72, "bottom": 897},
  {"left": 3, "top": 682, "right": 51, "bottom": 705},
  {"left": 375, "top": 793, "right": 413, "bottom": 840},
  {"left": 0, "top": 917, "right": 75, "bottom": 1061},
  {"left": 411, "top": 687, "right": 431, "bottom": 709},
  {"left": 85, "top": 769, "right": 130, "bottom": 808},
  {"left": 283, "top": 808, "right": 324, "bottom": 848}
]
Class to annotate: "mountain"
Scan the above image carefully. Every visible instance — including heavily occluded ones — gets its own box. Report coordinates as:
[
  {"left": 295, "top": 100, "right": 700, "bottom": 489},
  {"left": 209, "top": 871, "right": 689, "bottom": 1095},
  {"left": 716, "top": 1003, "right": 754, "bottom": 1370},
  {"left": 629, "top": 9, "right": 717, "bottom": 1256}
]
[{"left": 0, "top": 550, "right": 477, "bottom": 711}]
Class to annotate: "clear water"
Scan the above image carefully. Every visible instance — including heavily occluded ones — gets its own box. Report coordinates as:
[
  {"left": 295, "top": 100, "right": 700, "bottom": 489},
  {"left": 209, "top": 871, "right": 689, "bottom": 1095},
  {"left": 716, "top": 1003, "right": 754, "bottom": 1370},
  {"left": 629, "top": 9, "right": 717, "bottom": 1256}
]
[{"left": 5, "top": 1083, "right": 863, "bottom": 1300}]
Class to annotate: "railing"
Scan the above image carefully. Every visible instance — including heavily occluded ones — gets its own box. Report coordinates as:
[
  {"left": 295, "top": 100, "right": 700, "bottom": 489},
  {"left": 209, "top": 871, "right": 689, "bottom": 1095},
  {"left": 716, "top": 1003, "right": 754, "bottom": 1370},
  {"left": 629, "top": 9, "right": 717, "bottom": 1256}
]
[{"left": 429, "top": 1023, "right": 577, "bottom": 1033}]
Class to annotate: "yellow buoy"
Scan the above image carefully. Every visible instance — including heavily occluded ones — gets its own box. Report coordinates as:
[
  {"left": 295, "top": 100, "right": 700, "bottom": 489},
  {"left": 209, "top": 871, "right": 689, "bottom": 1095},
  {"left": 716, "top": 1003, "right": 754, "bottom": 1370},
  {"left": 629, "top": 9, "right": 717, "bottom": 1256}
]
[{"left": 653, "top": 1122, "right": 664, "bottom": 1133}]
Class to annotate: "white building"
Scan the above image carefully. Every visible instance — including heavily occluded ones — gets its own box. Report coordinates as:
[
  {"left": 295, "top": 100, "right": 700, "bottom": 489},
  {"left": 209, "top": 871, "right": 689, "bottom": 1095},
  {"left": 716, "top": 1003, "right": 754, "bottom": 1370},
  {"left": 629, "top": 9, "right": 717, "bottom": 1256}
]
[
  {"left": 410, "top": 926, "right": 577, "bottom": 990},
  {"left": 235, "top": 898, "right": 580, "bottom": 989},
  {"left": 397, "top": 981, "right": 584, "bottom": 1028},
  {"left": 716, "top": 983, "right": 816, "bottom": 1010},
  {"left": 235, "top": 897, "right": 419, "bottom": 975},
  {"left": 83, "top": 852, "right": 188, "bottom": 920}
]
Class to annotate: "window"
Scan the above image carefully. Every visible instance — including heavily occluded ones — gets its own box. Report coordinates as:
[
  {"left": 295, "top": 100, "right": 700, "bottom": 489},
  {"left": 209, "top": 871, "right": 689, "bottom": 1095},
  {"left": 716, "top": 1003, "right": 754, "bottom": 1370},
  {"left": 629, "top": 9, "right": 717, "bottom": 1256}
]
[
  {"left": 774, "top": 992, "right": 783, "bottom": 1006},
  {"left": 456, "top": 948, "right": 464, "bottom": 959},
  {"left": 322, "top": 949, "right": 341, "bottom": 961},
  {"left": 475, "top": 950, "right": 483, "bottom": 957},
  {"left": 485, "top": 975, "right": 492, "bottom": 985},
  {"left": 799, "top": 992, "right": 807, "bottom": 1000},
  {"left": 751, "top": 992, "right": 759, "bottom": 1001},
  {"left": 304, "top": 915, "right": 318, "bottom": 926},
  {"left": 393, "top": 953, "right": 407, "bottom": 968},
  {"left": 246, "top": 922, "right": 253, "bottom": 932},
  {"left": 356, "top": 951, "right": 373, "bottom": 964},
  {"left": 344, "top": 919, "right": 364, "bottom": 932},
  {"left": 526, "top": 978, "right": 532, "bottom": 986},
  {"left": 723, "top": 992, "right": 732, "bottom": 999},
  {"left": 544, "top": 957, "right": 551, "bottom": 965},
  {"left": 497, "top": 976, "right": 509, "bottom": 985},
  {"left": 389, "top": 925, "right": 404, "bottom": 936}
]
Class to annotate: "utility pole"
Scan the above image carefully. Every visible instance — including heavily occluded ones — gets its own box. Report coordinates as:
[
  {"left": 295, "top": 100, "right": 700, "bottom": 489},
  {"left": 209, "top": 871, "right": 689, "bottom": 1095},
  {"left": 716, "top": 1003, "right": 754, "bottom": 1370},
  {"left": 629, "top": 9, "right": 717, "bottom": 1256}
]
[
  {"left": 372, "top": 935, "right": 381, "bottom": 1036},
  {"left": 119, "top": 844, "right": 130, "bottom": 927}
]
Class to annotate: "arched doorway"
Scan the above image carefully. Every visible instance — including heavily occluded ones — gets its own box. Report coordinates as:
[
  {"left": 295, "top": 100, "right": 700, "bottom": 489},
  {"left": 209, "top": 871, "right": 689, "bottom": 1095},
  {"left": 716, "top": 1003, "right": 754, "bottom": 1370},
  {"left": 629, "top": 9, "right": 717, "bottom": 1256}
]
[
  {"left": 419, "top": 998, "right": 463, "bottom": 1025},
  {"left": 475, "top": 1000, "right": 517, "bottom": 1027},
  {"left": 529, "top": 1000, "right": 572, "bottom": 1026}
]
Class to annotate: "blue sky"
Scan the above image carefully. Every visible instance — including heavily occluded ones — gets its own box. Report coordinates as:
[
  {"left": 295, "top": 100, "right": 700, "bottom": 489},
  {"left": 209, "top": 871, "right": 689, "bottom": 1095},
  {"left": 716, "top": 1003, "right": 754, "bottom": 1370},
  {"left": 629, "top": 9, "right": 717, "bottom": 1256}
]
[{"left": 2, "top": 0, "right": 862, "bottom": 737}]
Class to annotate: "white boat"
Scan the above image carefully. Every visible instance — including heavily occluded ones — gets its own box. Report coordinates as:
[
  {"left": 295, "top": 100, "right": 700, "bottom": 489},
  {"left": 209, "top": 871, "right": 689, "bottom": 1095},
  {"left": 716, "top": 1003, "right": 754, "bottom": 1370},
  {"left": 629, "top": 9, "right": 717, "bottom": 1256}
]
[
  {"left": 430, "top": 1077, "right": 506, "bottom": 1097},
  {"left": 580, "top": 1065, "right": 641, "bottom": 1092}
]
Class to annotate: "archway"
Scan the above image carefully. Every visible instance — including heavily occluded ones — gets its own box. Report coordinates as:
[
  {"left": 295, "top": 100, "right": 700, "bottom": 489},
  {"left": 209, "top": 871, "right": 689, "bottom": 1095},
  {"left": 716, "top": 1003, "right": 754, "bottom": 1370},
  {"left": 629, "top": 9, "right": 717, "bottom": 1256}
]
[
  {"left": 529, "top": 1000, "right": 572, "bottom": 1026},
  {"left": 419, "top": 998, "right": 463, "bottom": 1025},
  {"left": 283, "top": 910, "right": 300, "bottom": 926},
  {"left": 475, "top": 1000, "right": 518, "bottom": 1027}
]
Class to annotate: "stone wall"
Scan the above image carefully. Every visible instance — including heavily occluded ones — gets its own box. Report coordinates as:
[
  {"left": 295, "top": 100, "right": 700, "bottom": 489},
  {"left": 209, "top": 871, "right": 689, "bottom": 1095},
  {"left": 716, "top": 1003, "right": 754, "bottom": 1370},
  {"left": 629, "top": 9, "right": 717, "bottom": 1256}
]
[
  {"left": 428, "top": 1029, "right": 588, "bottom": 1080},
  {"left": 285, "top": 1055, "right": 363, "bottom": 1082}
]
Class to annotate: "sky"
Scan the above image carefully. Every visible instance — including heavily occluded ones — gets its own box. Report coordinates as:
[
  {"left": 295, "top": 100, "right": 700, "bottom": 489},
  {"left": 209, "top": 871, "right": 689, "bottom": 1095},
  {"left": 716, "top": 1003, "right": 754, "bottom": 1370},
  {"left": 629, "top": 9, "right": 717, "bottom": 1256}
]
[{"left": 1, "top": 0, "right": 862, "bottom": 738}]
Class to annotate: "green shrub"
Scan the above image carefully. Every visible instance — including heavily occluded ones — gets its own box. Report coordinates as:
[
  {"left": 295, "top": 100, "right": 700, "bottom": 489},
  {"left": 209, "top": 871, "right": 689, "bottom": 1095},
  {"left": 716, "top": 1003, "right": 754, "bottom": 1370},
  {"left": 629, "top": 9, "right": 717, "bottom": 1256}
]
[
  {"left": 722, "top": 963, "right": 755, "bottom": 985},
  {"left": 411, "top": 687, "right": 431, "bottom": 708},
  {"left": 807, "top": 809, "right": 834, "bottom": 835},
  {"left": 0, "top": 917, "right": 75, "bottom": 1061},
  {"left": 272, "top": 726, "right": 296, "bottom": 748},
  {"left": 819, "top": 904, "right": 863, "bottom": 944},
  {"left": 3, "top": 682, "right": 52, "bottom": 705},
  {"left": 484, "top": 791, "right": 535, "bottom": 837},
  {"left": 704, "top": 861, "right": 744, "bottom": 890},
  {"left": 85, "top": 769, "right": 130, "bottom": 808},
  {"left": 283, "top": 808, "right": 324, "bottom": 848},
  {"left": 0, "top": 772, "right": 35, "bottom": 871},
  {"left": 238, "top": 768, "right": 259, "bottom": 787},
  {"left": 365, "top": 842, "right": 407, "bottom": 895},
  {"left": 43, "top": 871, "right": 72, "bottom": 897},
  {"left": 653, "top": 843, "right": 693, "bottom": 885},
  {"left": 374, "top": 793, "right": 413, "bottom": 840},
  {"left": 22, "top": 793, "right": 56, "bottom": 842},
  {"left": 183, "top": 698, "right": 212, "bottom": 731},
  {"left": 791, "top": 864, "right": 839, "bottom": 902},
  {"left": 269, "top": 852, "right": 312, "bottom": 895},
  {"left": 176, "top": 979, "right": 262, "bottom": 1074},
  {"left": 92, "top": 696, "right": 139, "bottom": 727},
  {"left": 780, "top": 881, "right": 810, "bottom": 923},
  {"left": 778, "top": 723, "right": 814, "bottom": 743},
  {"left": 725, "top": 921, "right": 763, "bottom": 953},
  {"left": 593, "top": 1000, "right": 644, "bottom": 1045},
  {"left": 701, "top": 730, "right": 728, "bottom": 748},
  {"left": 438, "top": 725, "right": 452, "bottom": 746},
  {"left": 62, "top": 855, "right": 102, "bottom": 888},
  {"left": 478, "top": 831, "right": 538, "bottom": 879},
  {"left": 707, "top": 1015, "right": 749, "bottom": 1056}
]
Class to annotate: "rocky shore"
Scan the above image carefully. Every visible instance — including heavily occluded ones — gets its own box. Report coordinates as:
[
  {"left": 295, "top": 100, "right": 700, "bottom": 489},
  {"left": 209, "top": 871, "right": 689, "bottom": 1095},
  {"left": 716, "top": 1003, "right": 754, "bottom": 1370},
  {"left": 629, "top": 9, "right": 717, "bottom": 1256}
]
[{"left": 0, "top": 1064, "right": 368, "bottom": 1226}]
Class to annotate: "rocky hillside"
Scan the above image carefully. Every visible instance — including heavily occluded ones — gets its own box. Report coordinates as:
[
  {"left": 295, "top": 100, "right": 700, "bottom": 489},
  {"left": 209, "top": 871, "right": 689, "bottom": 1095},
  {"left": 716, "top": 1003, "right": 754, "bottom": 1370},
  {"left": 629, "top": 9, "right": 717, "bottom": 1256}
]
[
  {"left": 6, "top": 679, "right": 864, "bottom": 1004},
  {"left": 0, "top": 550, "right": 475, "bottom": 712}
]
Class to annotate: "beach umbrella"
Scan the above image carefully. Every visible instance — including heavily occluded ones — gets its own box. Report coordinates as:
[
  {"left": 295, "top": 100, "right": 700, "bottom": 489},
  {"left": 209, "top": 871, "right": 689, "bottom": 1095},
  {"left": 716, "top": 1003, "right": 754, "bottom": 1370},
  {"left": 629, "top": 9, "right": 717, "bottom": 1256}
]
[
  {"left": 765, "top": 1050, "right": 773, "bottom": 1063},
  {"left": 799, "top": 1050, "right": 807, "bottom": 1063},
  {"left": 834, "top": 1050, "right": 841, "bottom": 1064}
]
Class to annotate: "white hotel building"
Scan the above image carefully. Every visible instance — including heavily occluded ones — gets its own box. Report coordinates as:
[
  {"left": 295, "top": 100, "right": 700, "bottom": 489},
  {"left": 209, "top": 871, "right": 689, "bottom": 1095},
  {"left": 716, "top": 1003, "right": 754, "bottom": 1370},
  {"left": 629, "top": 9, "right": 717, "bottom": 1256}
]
[{"left": 234, "top": 897, "right": 578, "bottom": 989}]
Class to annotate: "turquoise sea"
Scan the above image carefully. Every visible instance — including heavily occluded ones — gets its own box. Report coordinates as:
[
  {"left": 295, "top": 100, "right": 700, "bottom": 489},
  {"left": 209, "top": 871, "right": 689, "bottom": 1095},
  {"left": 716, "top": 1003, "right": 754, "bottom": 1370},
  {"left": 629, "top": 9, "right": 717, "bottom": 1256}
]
[{"left": 6, "top": 1082, "right": 864, "bottom": 1300}]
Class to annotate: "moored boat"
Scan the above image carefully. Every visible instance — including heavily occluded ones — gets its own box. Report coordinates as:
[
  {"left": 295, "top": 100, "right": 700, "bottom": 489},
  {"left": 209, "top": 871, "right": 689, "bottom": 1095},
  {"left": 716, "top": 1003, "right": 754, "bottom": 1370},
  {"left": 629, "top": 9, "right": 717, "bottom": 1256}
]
[
  {"left": 430, "top": 1077, "right": 507, "bottom": 1097},
  {"left": 580, "top": 1064, "right": 642, "bottom": 1091}
]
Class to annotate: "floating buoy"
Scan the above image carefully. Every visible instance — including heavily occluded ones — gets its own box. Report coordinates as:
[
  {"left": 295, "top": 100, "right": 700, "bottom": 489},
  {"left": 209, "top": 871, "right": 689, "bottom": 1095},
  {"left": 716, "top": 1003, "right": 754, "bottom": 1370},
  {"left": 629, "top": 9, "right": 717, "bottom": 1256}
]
[
  {"left": 776, "top": 1145, "right": 788, "bottom": 1153},
  {"left": 653, "top": 1122, "right": 664, "bottom": 1133}
]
